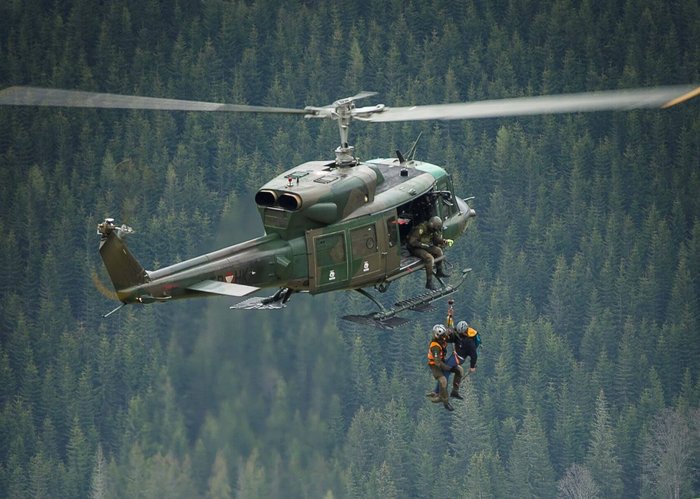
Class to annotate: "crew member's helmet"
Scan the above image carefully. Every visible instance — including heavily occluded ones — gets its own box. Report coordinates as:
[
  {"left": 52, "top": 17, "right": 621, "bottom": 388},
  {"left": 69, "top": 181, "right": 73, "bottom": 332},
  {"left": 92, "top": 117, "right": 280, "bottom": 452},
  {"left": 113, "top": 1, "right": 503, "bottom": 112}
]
[
  {"left": 432, "top": 324, "right": 447, "bottom": 339},
  {"left": 428, "top": 216, "right": 443, "bottom": 232},
  {"left": 456, "top": 321, "right": 469, "bottom": 335}
]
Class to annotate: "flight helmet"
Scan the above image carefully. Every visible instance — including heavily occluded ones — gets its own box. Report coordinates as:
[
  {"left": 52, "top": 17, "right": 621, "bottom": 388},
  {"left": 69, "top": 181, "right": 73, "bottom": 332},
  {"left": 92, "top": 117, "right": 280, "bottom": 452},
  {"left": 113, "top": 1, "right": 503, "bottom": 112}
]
[
  {"left": 428, "top": 216, "right": 443, "bottom": 232},
  {"left": 456, "top": 320, "right": 469, "bottom": 335}
]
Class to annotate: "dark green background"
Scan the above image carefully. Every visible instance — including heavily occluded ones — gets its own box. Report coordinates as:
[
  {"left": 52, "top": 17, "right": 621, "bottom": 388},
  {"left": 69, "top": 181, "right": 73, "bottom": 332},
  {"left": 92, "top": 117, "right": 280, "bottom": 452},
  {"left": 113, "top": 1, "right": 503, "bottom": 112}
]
[{"left": 1, "top": 0, "right": 699, "bottom": 497}]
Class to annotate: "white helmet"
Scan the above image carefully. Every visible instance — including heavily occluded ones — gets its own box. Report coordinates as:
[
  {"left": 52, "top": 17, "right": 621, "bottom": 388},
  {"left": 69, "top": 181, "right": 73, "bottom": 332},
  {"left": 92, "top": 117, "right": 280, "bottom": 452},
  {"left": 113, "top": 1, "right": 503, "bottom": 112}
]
[
  {"left": 456, "top": 321, "right": 469, "bottom": 334},
  {"left": 432, "top": 324, "right": 447, "bottom": 339}
]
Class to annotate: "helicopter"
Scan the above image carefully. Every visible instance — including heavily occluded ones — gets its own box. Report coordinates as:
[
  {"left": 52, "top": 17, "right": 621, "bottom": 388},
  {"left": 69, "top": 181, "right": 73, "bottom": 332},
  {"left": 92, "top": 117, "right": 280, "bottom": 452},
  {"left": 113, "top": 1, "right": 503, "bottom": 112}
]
[{"left": 1, "top": 84, "right": 698, "bottom": 328}]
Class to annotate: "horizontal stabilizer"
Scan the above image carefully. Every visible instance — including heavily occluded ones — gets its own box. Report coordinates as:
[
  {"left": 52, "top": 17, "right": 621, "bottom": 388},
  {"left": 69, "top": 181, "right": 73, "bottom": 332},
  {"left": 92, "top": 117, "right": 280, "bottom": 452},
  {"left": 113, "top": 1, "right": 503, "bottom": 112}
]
[
  {"left": 230, "top": 297, "right": 288, "bottom": 310},
  {"left": 230, "top": 287, "right": 294, "bottom": 310},
  {"left": 187, "top": 280, "right": 259, "bottom": 297}
]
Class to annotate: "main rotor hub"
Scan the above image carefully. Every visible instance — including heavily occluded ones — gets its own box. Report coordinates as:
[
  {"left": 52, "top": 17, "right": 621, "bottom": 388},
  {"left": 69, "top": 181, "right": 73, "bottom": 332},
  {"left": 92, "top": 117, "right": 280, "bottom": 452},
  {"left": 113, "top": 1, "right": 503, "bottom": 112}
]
[
  {"left": 304, "top": 92, "right": 385, "bottom": 166},
  {"left": 334, "top": 144, "right": 356, "bottom": 166}
]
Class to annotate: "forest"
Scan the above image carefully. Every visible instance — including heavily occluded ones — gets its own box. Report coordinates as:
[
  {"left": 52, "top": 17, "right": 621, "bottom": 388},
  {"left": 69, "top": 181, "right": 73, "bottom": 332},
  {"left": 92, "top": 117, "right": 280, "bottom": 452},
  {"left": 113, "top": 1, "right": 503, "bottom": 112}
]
[{"left": 1, "top": 0, "right": 699, "bottom": 497}]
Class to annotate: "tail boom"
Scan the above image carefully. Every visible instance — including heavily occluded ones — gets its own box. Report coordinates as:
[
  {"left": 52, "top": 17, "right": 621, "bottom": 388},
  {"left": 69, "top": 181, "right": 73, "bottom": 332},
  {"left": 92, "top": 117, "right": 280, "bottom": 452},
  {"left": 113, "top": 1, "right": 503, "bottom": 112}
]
[{"left": 97, "top": 218, "right": 291, "bottom": 306}]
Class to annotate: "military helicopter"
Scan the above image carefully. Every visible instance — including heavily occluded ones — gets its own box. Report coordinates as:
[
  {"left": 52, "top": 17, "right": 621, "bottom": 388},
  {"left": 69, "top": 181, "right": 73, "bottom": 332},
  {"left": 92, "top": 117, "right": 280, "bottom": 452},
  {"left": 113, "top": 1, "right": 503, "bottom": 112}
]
[{"left": 1, "top": 84, "right": 698, "bottom": 328}]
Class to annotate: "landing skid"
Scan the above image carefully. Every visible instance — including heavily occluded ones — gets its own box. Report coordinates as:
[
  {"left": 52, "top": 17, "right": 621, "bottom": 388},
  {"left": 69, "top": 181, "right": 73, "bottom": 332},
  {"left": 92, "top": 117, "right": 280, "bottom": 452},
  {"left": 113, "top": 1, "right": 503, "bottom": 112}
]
[
  {"left": 342, "top": 268, "right": 471, "bottom": 330},
  {"left": 230, "top": 287, "right": 294, "bottom": 310}
]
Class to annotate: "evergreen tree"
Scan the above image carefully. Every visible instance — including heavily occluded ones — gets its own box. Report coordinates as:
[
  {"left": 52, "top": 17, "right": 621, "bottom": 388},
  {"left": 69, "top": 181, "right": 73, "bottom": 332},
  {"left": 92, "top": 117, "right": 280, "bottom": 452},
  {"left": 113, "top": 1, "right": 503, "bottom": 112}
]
[
  {"left": 207, "top": 450, "right": 232, "bottom": 499},
  {"left": 506, "top": 410, "right": 556, "bottom": 499},
  {"left": 236, "top": 449, "right": 269, "bottom": 499},
  {"left": 467, "top": 449, "right": 507, "bottom": 499},
  {"left": 65, "top": 417, "right": 92, "bottom": 499},
  {"left": 584, "top": 390, "right": 623, "bottom": 498},
  {"left": 27, "top": 450, "right": 55, "bottom": 499},
  {"left": 90, "top": 443, "right": 108, "bottom": 499},
  {"left": 551, "top": 382, "right": 586, "bottom": 472}
]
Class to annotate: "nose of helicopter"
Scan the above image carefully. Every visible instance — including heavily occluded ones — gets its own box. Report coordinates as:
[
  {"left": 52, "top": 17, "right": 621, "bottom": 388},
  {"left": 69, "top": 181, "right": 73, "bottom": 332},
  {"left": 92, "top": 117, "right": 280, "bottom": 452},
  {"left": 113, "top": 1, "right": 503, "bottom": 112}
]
[{"left": 451, "top": 197, "right": 476, "bottom": 236}]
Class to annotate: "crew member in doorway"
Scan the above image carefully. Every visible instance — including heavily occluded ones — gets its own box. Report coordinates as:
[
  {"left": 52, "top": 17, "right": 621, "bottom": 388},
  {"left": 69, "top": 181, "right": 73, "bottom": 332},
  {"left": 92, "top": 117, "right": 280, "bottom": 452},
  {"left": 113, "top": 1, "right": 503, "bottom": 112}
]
[{"left": 407, "top": 216, "right": 453, "bottom": 290}]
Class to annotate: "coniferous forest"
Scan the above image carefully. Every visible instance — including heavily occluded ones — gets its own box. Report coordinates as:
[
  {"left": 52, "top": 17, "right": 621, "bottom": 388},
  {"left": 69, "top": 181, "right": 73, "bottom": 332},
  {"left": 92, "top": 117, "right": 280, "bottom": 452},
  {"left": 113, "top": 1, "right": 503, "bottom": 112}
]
[{"left": 1, "top": 0, "right": 700, "bottom": 497}]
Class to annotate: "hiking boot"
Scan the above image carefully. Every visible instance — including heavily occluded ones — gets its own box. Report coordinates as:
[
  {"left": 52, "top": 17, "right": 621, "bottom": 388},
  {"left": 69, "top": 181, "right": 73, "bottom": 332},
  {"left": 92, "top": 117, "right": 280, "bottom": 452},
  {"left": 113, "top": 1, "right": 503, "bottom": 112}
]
[
  {"left": 443, "top": 401, "right": 455, "bottom": 412},
  {"left": 450, "top": 392, "right": 464, "bottom": 400},
  {"left": 425, "top": 280, "right": 440, "bottom": 291}
]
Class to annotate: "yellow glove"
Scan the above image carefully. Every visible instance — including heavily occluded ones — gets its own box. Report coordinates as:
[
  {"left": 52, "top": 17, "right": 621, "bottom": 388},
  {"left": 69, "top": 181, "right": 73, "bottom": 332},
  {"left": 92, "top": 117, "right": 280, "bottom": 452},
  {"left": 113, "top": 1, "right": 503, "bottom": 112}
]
[{"left": 445, "top": 239, "right": 454, "bottom": 247}]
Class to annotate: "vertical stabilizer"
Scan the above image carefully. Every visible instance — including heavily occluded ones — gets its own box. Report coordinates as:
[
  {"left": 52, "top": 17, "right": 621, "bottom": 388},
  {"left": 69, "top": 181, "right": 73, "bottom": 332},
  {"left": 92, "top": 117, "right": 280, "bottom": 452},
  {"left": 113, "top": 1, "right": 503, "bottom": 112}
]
[{"left": 97, "top": 219, "right": 148, "bottom": 292}]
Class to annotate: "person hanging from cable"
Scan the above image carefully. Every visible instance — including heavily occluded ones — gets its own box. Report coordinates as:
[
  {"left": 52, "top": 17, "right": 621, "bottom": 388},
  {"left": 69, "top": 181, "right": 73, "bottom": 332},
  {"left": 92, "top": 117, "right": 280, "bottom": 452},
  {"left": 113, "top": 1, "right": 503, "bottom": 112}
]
[
  {"left": 428, "top": 324, "right": 464, "bottom": 402},
  {"left": 426, "top": 324, "right": 456, "bottom": 412},
  {"left": 429, "top": 315, "right": 481, "bottom": 404},
  {"left": 454, "top": 320, "right": 480, "bottom": 374},
  {"left": 428, "top": 300, "right": 471, "bottom": 399}
]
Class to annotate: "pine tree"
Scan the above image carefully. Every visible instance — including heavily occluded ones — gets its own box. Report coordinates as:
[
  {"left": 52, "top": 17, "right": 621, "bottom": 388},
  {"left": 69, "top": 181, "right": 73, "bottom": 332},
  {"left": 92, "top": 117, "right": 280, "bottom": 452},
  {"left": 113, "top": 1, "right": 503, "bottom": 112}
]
[
  {"left": 584, "top": 390, "right": 623, "bottom": 498},
  {"left": 90, "top": 444, "right": 108, "bottom": 499},
  {"left": 616, "top": 405, "right": 642, "bottom": 497},
  {"left": 348, "top": 336, "right": 374, "bottom": 413},
  {"left": 236, "top": 449, "right": 269, "bottom": 499},
  {"left": 380, "top": 399, "right": 411, "bottom": 496},
  {"left": 207, "top": 450, "right": 232, "bottom": 499},
  {"left": 27, "top": 450, "right": 54, "bottom": 499},
  {"left": 408, "top": 406, "right": 443, "bottom": 496},
  {"left": 366, "top": 460, "right": 399, "bottom": 499},
  {"left": 466, "top": 449, "right": 507, "bottom": 499},
  {"left": 450, "top": 379, "right": 493, "bottom": 458},
  {"left": 506, "top": 410, "right": 556, "bottom": 499},
  {"left": 551, "top": 382, "right": 586, "bottom": 472},
  {"left": 65, "top": 417, "right": 92, "bottom": 499},
  {"left": 613, "top": 318, "right": 648, "bottom": 405}
]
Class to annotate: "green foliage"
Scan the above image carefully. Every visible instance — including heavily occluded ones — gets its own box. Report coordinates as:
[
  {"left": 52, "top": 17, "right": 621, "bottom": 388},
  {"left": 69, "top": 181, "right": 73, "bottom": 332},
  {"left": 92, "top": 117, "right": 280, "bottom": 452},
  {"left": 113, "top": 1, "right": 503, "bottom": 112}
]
[
  {"left": 585, "top": 390, "right": 624, "bottom": 498},
  {"left": 1, "top": 0, "right": 699, "bottom": 497},
  {"left": 506, "top": 410, "right": 556, "bottom": 498}
]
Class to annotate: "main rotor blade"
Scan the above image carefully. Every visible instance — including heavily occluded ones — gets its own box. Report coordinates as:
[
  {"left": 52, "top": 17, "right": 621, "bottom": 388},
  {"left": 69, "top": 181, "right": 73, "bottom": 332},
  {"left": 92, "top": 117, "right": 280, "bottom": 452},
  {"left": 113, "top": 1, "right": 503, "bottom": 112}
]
[
  {"left": 358, "top": 85, "right": 700, "bottom": 122},
  {"left": 0, "top": 86, "right": 308, "bottom": 115}
]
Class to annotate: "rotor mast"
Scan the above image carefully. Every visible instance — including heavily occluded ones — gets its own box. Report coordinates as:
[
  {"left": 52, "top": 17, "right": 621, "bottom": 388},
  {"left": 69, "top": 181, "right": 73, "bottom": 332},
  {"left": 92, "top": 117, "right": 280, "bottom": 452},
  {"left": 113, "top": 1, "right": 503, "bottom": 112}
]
[
  {"left": 304, "top": 91, "right": 383, "bottom": 167},
  {"left": 334, "top": 97, "right": 355, "bottom": 165}
]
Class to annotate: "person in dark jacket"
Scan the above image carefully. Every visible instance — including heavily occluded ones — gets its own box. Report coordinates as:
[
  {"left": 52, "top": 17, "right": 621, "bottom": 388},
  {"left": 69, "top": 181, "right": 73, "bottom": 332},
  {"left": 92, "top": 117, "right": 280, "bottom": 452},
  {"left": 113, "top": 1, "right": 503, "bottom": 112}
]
[{"left": 454, "top": 320, "right": 479, "bottom": 373}]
